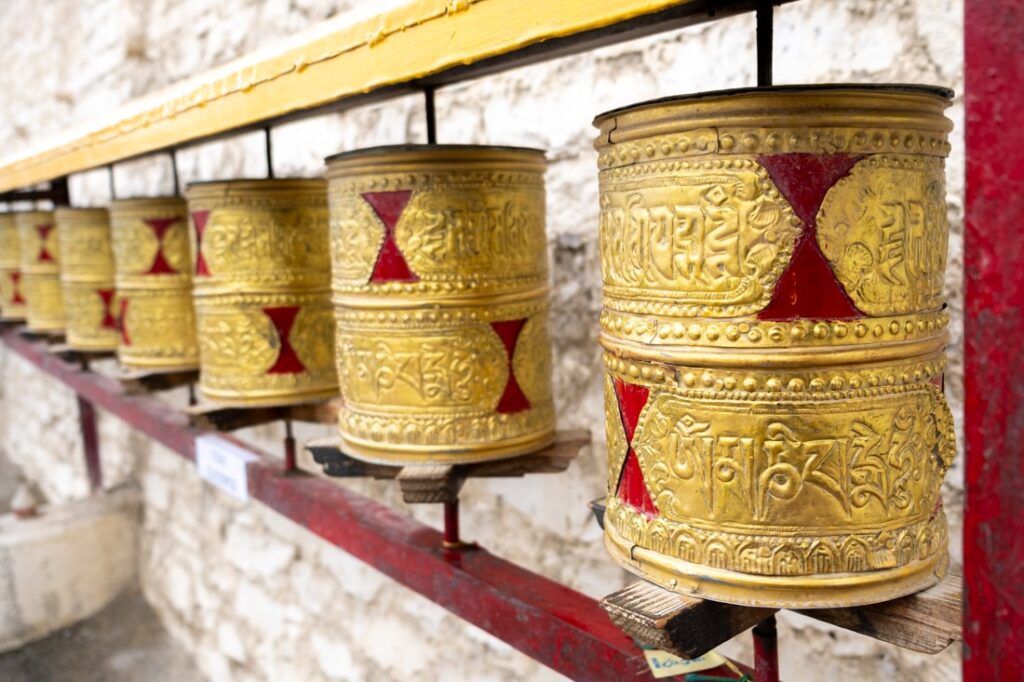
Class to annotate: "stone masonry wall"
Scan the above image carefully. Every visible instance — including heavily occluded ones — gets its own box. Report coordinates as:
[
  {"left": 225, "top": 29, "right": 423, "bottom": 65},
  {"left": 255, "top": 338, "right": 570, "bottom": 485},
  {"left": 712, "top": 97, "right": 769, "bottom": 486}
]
[{"left": 0, "top": 1, "right": 964, "bottom": 680}]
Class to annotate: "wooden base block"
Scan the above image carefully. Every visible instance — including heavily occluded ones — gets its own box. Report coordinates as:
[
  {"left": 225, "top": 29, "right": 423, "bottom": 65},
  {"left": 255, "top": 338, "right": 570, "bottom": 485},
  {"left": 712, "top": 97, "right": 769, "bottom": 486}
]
[
  {"left": 602, "top": 571, "right": 963, "bottom": 659},
  {"left": 186, "top": 398, "right": 340, "bottom": 432},
  {"left": 17, "top": 328, "right": 63, "bottom": 343},
  {"left": 602, "top": 580, "right": 775, "bottom": 659},
  {"left": 304, "top": 430, "right": 590, "bottom": 504},
  {"left": 49, "top": 344, "right": 116, "bottom": 366},
  {"left": 796, "top": 570, "right": 963, "bottom": 654},
  {"left": 116, "top": 366, "right": 199, "bottom": 395}
]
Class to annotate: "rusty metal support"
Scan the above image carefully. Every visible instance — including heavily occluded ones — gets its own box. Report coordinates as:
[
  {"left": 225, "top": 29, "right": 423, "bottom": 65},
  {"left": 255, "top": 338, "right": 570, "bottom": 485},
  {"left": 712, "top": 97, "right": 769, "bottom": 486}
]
[
  {"left": 752, "top": 615, "right": 779, "bottom": 682},
  {"left": 77, "top": 395, "right": 102, "bottom": 492},
  {"left": 283, "top": 418, "right": 296, "bottom": 473},
  {"left": 443, "top": 499, "right": 461, "bottom": 548}
]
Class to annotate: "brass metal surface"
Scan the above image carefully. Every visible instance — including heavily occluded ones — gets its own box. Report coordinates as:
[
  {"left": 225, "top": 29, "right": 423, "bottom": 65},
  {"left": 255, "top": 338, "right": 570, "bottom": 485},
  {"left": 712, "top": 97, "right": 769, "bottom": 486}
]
[
  {"left": 15, "top": 210, "right": 63, "bottom": 332},
  {"left": 594, "top": 85, "right": 956, "bottom": 608},
  {"left": 186, "top": 180, "right": 337, "bottom": 406},
  {"left": 0, "top": 213, "right": 26, "bottom": 320},
  {"left": 109, "top": 198, "right": 198, "bottom": 370},
  {"left": 56, "top": 208, "right": 119, "bottom": 351},
  {"left": 326, "top": 145, "right": 555, "bottom": 464}
]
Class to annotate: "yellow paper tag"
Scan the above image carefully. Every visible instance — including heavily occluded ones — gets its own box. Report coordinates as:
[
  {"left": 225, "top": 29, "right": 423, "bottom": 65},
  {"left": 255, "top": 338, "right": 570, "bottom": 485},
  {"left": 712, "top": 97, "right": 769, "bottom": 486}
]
[{"left": 643, "top": 648, "right": 727, "bottom": 679}]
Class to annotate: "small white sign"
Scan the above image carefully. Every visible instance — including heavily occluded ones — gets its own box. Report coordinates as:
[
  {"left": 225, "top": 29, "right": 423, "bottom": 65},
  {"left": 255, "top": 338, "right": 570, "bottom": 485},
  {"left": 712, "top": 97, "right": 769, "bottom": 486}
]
[
  {"left": 643, "top": 648, "right": 727, "bottom": 679},
  {"left": 195, "top": 435, "right": 258, "bottom": 501}
]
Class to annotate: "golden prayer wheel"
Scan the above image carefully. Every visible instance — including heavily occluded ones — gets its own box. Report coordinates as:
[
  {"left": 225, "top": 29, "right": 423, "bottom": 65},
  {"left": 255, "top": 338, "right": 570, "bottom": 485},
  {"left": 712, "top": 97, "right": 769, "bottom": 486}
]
[
  {"left": 0, "top": 213, "right": 26, "bottom": 320},
  {"left": 594, "top": 85, "right": 956, "bottom": 608},
  {"left": 15, "top": 210, "right": 64, "bottom": 333},
  {"left": 109, "top": 198, "right": 199, "bottom": 370},
  {"left": 55, "top": 208, "right": 119, "bottom": 351},
  {"left": 185, "top": 180, "right": 337, "bottom": 406},
  {"left": 325, "top": 145, "right": 555, "bottom": 465}
]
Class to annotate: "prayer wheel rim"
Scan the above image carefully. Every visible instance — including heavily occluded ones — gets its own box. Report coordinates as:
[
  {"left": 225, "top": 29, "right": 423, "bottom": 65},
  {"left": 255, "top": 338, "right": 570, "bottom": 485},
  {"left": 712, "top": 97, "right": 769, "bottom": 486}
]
[{"left": 593, "top": 83, "right": 954, "bottom": 125}]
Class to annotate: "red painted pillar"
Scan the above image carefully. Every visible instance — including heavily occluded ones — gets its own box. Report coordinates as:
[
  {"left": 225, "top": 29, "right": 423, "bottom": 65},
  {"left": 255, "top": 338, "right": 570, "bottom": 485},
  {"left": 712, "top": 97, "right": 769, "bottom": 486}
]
[{"left": 964, "top": 0, "right": 1024, "bottom": 674}]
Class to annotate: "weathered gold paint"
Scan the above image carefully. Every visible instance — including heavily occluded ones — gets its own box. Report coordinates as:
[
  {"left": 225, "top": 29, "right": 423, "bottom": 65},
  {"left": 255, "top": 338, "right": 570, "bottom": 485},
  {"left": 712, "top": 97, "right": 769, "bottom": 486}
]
[
  {"left": 186, "top": 180, "right": 337, "bottom": 406},
  {"left": 0, "top": 213, "right": 26, "bottom": 320},
  {"left": 15, "top": 210, "right": 63, "bottom": 332},
  {"left": 326, "top": 145, "right": 555, "bottom": 465},
  {"left": 56, "top": 208, "right": 119, "bottom": 351},
  {"left": 109, "top": 198, "right": 199, "bottom": 370},
  {"left": 594, "top": 86, "right": 956, "bottom": 608}
]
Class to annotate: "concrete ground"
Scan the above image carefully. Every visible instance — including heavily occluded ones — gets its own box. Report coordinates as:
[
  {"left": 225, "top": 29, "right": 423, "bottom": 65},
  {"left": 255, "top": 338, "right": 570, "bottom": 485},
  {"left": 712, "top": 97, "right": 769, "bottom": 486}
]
[{"left": 0, "top": 587, "right": 200, "bottom": 682}]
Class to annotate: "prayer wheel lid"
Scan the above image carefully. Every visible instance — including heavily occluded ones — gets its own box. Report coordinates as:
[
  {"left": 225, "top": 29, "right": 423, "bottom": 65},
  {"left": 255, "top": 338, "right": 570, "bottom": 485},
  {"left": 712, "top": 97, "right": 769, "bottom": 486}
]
[
  {"left": 54, "top": 206, "right": 108, "bottom": 217},
  {"left": 185, "top": 177, "right": 326, "bottom": 193},
  {"left": 593, "top": 83, "right": 954, "bottom": 126},
  {"left": 324, "top": 143, "right": 545, "bottom": 165},
  {"left": 110, "top": 196, "right": 185, "bottom": 207}
]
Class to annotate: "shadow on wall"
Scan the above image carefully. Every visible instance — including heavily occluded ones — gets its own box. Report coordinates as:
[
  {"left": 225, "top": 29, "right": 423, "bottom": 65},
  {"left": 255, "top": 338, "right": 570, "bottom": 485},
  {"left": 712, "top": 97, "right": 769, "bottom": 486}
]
[{"left": 0, "top": 451, "right": 19, "bottom": 512}]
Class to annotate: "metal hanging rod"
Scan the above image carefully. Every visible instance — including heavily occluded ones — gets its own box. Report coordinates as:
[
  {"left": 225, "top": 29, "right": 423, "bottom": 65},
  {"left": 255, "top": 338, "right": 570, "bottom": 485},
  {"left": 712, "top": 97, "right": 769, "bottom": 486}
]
[
  {"left": 0, "top": 177, "right": 70, "bottom": 205},
  {"left": 170, "top": 150, "right": 181, "bottom": 196},
  {"left": 424, "top": 87, "right": 438, "bottom": 144},
  {"left": 264, "top": 127, "right": 275, "bottom": 179},
  {"left": 756, "top": 0, "right": 774, "bottom": 86}
]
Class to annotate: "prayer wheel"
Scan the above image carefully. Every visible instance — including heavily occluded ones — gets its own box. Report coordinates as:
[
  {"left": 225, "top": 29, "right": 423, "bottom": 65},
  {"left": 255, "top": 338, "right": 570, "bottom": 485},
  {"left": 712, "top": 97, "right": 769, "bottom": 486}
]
[
  {"left": 185, "top": 180, "right": 337, "bottom": 406},
  {"left": 55, "top": 208, "right": 119, "bottom": 351},
  {"left": 593, "top": 85, "right": 956, "bottom": 608},
  {"left": 0, "top": 213, "right": 26, "bottom": 320},
  {"left": 325, "top": 145, "right": 555, "bottom": 465},
  {"left": 109, "top": 198, "right": 199, "bottom": 370},
  {"left": 15, "top": 210, "right": 63, "bottom": 333}
]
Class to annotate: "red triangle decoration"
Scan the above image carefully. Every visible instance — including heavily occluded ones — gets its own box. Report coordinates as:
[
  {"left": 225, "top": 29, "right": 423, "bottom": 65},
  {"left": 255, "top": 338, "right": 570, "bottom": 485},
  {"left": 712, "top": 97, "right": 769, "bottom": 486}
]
[
  {"left": 757, "top": 153, "right": 865, "bottom": 321},
  {"left": 97, "top": 289, "right": 118, "bottom": 330},
  {"left": 35, "top": 225, "right": 54, "bottom": 263},
  {"left": 361, "top": 191, "right": 419, "bottom": 283},
  {"left": 263, "top": 306, "right": 306, "bottom": 375},
  {"left": 190, "top": 211, "right": 211, "bottom": 277},
  {"left": 9, "top": 272, "right": 24, "bottom": 305},
  {"left": 612, "top": 378, "right": 658, "bottom": 518},
  {"left": 118, "top": 299, "right": 131, "bottom": 346},
  {"left": 490, "top": 318, "right": 531, "bottom": 414},
  {"left": 142, "top": 217, "right": 182, "bottom": 275}
]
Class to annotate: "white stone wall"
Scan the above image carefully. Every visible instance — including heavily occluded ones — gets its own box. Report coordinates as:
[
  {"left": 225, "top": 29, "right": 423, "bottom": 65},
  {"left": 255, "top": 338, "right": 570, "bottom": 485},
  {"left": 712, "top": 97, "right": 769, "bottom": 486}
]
[{"left": 0, "top": 0, "right": 964, "bottom": 680}]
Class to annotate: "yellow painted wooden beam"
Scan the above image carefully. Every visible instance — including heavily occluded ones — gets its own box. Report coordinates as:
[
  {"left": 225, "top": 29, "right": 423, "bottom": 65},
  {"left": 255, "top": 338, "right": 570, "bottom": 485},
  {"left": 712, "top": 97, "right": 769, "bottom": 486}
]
[{"left": 0, "top": 0, "right": 764, "bottom": 192}]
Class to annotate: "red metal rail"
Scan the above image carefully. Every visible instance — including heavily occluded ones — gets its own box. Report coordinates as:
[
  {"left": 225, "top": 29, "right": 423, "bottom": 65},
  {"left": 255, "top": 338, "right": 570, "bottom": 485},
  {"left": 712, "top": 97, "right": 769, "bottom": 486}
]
[
  {"left": 964, "top": 0, "right": 1024, "bottom": 674},
  {"left": 0, "top": 328, "right": 751, "bottom": 680}
]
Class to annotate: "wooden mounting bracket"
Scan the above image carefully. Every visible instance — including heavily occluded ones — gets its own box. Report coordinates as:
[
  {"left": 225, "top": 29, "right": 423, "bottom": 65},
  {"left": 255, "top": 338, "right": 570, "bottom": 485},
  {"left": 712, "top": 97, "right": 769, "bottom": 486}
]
[
  {"left": 186, "top": 397, "right": 341, "bottom": 432},
  {"left": 16, "top": 327, "right": 63, "bottom": 343},
  {"left": 602, "top": 571, "right": 963, "bottom": 660},
  {"left": 602, "top": 580, "right": 775, "bottom": 659},
  {"left": 795, "top": 570, "right": 963, "bottom": 654},
  {"left": 304, "top": 429, "right": 591, "bottom": 504},
  {"left": 48, "top": 344, "right": 116, "bottom": 367},
  {"left": 116, "top": 366, "right": 199, "bottom": 395}
]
